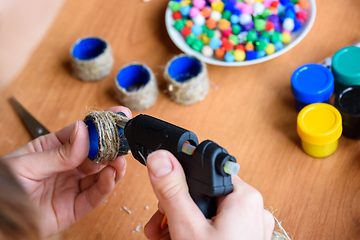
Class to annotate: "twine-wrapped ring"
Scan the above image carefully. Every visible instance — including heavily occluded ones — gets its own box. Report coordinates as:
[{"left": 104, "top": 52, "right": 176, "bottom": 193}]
[
  {"left": 114, "top": 63, "right": 158, "bottom": 111},
  {"left": 163, "top": 54, "right": 209, "bottom": 105},
  {"left": 70, "top": 37, "right": 113, "bottom": 81}
]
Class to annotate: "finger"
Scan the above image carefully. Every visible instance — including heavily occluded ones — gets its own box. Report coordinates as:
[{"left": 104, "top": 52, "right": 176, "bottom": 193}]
[
  {"left": 214, "top": 176, "right": 266, "bottom": 239},
  {"left": 1, "top": 123, "right": 75, "bottom": 161},
  {"left": 107, "top": 156, "right": 127, "bottom": 184},
  {"left": 158, "top": 202, "right": 164, "bottom": 215},
  {"left": 74, "top": 165, "right": 117, "bottom": 221},
  {"left": 80, "top": 157, "right": 126, "bottom": 192},
  {"left": 263, "top": 209, "right": 275, "bottom": 240},
  {"left": 146, "top": 150, "right": 208, "bottom": 237},
  {"left": 144, "top": 210, "right": 169, "bottom": 240},
  {"left": 105, "top": 106, "right": 132, "bottom": 118},
  {"left": 8, "top": 120, "right": 89, "bottom": 179}
]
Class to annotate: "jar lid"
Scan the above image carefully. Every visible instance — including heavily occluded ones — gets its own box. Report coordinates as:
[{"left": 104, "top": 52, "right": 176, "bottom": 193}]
[
  {"left": 291, "top": 64, "right": 334, "bottom": 104},
  {"left": 297, "top": 103, "right": 342, "bottom": 145},
  {"left": 335, "top": 86, "right": 360, "bottom": 124},
  {"left": 332, "top": 46, "right": 360, "bottom": 86}
]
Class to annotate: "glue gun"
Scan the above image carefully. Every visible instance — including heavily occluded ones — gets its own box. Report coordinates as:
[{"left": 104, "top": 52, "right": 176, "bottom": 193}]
[{"left": 119, "top": 114, "right": 240, "bottom": 219}]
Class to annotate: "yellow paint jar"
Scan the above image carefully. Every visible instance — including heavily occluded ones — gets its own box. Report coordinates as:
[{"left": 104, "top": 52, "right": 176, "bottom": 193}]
[{"left": 297, "top": 103, "right": 342, "bottom": 158}]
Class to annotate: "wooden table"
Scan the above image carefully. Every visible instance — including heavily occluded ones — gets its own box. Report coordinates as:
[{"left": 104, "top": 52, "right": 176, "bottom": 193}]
[{"left": 1, "top": 0, "right": 360, "bottom": 239}]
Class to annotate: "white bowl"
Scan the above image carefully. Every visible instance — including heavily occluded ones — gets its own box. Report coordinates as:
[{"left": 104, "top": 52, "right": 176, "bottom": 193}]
[{"left": 165, "top": 0, "right": 316, "bottom": 67}]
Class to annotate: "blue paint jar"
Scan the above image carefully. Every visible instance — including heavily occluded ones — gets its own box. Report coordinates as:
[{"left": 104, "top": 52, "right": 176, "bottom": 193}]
[{"left": 291, "top": 63, "right": 334, "bottom": 111}]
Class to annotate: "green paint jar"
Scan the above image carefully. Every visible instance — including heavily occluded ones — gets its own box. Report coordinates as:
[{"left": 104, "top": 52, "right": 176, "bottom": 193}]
[{"left": 332, "top": 46, "right": 360, "bottom": 93}]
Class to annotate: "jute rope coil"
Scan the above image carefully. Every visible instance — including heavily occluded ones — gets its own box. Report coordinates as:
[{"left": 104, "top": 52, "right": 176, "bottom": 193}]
[
  {"left": 163, "top": 54, "right": 209, "bottom": 105},
  {"left": 70, "top": 37, "right": 113, "bottom": 81},
  {"left": 114, "top": 63, "right": 158, "bottom": 111},
  {"left": 84, "top": 111, "right": 129, "bottom": 164}
]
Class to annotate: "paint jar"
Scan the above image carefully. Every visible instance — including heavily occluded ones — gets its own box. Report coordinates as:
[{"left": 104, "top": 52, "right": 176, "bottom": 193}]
[
  {"left": 297, "top": 103, "right": 342, "bottom": 158},
  {"left": 318, "top": 39, "right": 360, "bottom": 69},
  {"left": 291, "top": 64, "right": 334, "bottom": 111},
  {"left": 332, "top": 46, "right": 360, "bottom": 93},
  {"left": 114, "top": 63, "right": 158, "bottom": 111},
  {"left": 70, "top": 37, "right": 113, "bottom": 81},
  {"left": 163, "top": 54, "right": 209, "bottom": 105},
  {"left": 335, "top": 86, "right": 360, "bottom": 139}
]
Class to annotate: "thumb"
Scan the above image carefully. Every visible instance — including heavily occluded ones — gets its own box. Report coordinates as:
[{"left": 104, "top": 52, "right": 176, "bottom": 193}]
[
  {"left": 11, "top": 121, "right": 90, "bottom": 179},
  {"left": 147, "top": 150, "right": 207, "bottom": 234}
]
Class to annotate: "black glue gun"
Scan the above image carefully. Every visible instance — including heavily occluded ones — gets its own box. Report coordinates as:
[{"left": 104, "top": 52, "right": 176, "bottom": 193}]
[{"left": 120, "top": 114, "right": 240, "bottom": 219}]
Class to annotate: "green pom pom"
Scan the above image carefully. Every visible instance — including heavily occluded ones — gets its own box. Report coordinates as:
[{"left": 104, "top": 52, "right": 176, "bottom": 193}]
[
  {"left": 186, "top": 33, "right": 196, "bottom": 45},
  {"left": 229, "top": 35, "right": 239, "bottom": 45},
  {"left": 191, "top": 39, "right": 204, "bottom": 52},
  {"left": 262, "top": 31, "right": 272, "bottom": 40},
  {"left": 260, "top": 9, "right": 272, "bottom": 19},
  {"left": 255, "top": 39, "right": 268, "bottom": 51},
  {"left": 222, "top": 10, "right": 232, "bottom": 20},
  {"left": 271, "top": 31, "right": 283, "bottom": 43},
  {"left": 174, "top": 20, "right": 185, "bottom": 31},
  {"left": 231, "top": 25, "right": 241, "bottom": 35},
  {"left": 246, "top": 30, "right": 258, "bottom": 43},
  {"left": 207, "top": 29, "right": 215, "bottom": 38},
  {"left": 169, "top": 1, "right": 181, "bottom": 12},
  {"left": 254, "top": 19, "right": 266, "bottom": 31}
]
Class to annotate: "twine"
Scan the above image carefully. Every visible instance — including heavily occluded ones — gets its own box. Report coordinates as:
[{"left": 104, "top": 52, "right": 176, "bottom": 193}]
[
  {"left": 70, "top": 37, "right": 113, "bottom": 81},
  {"left": 265, "top": 207, "right": 292, "bottom": 240},
  {"left": 84, "top": 111, "right": 130, "bottom": 164},
  {"left": 163, "top": 54, "right": 209, "bottom": 105},
  {"left": 114, "top": 63, "right": 158, "bottom": 111}
]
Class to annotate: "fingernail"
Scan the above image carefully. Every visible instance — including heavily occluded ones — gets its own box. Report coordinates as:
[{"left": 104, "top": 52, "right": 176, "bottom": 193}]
[
  {"left": 113, "top": 170, "right": 117, "bottom": 180},
  {"left": 147, "top": 151, "right": 173, "bottom": 178},
  {"left": 70, "top": 120, "right": 79, "bottom": 145}
]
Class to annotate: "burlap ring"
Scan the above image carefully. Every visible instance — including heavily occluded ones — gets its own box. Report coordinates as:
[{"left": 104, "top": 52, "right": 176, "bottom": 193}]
[
  {"left": 70, "top": 37, "right": 113, "bottom": 81},
  {"left": 164, "top": 54, "right": 209, "bottom": 105},
  {"left": 114, "top": 63, "right": 158, "bottom": 111}
]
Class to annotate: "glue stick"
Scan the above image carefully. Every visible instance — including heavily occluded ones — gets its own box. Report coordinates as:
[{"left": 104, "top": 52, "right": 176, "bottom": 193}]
[{"left": 297, "top": 103, "right": 342, "bottom": 158}]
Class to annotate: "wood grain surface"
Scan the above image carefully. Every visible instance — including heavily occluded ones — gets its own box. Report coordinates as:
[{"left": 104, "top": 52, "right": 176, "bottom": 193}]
[{"left": 1, "top": 0, "right": 360, "bottom": 239}]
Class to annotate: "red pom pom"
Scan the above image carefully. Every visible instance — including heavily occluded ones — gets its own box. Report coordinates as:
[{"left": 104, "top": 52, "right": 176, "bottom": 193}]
[{"left": 172, "top": 11, "right": 182, "bottom": 20}]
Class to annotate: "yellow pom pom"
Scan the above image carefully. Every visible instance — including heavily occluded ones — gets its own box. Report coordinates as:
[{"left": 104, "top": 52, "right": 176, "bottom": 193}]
[
  {"left": 201, "top": 34, "right": 210, "bottom": 45},
  {"left": 282, "top": 32, "right": 292, "bottom": 44},
  {"left": 211, "top": 1, "right": 224, "bottom": 12},
  {"left": 180, "top": 0, "right": 191, "bottom": 7},
  {"left": 265, "top": 43, "right": 276, "bottom": 55},
  {"left": 234, "top": 50, "right": 246, "bottom": 61}
]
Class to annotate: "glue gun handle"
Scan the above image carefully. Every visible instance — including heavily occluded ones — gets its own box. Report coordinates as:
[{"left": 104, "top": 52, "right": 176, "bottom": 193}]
[{"left": 189, "top": 186, "right": 217, "bottom": 219}]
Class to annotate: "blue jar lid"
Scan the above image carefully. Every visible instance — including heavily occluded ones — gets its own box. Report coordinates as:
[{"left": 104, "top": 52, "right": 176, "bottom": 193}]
[{"left": 291, "top": 63, "right": 334, "bottom": 104}]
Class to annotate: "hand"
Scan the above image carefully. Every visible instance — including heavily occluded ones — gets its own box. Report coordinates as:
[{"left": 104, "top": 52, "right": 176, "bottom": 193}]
[
  {"left": 144, "top": 150, "right": 275, "bottom": 240},
  {"left": 0, "top": 106, "right": 131, "bottom": 238}
]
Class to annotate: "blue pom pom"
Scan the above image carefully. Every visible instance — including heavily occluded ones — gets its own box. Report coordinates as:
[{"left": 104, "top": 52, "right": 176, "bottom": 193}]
[
  {"left": 256, "top": 50, "right": 267, "bottom": 58},
  {"left": 293, "top": 19, "right": 302, "bottom": 31},
  {"left": 180, "top": 5, "right": 191, "bottom": 17},
  {"left": 232, "top": 8, "right": 241, "bottom": 15},
  {"left": 209, "top": 37, "right": 222, "bottom": 50},
  {"left": 225, "top": 1, "right": 235, "bottom": 11},
  {"left": 246, "top": 50, "right": 257, "bottom": 60},
  {"left": 274, "top": 41, "right": 284, "bottom": 51},
  {"left": 224, "top": 52, "right": 235, "bottom": 62}
]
